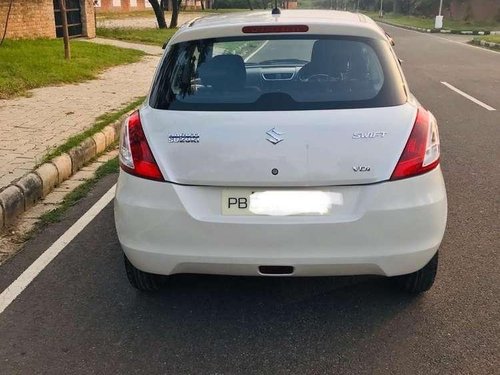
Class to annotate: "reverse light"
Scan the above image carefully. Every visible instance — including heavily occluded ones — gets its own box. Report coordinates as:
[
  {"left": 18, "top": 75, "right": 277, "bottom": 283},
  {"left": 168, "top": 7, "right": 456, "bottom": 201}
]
[
  {"left": 391, "top": 108, "right": 441, "bottom": 180},
  {"left": 119, "top": 111, "right": 164, "bottom": 181}
]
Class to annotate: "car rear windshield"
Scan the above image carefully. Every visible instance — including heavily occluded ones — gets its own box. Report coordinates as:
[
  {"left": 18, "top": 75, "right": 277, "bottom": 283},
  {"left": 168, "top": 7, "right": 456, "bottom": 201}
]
[{"left": 149, "top": 35, "right": 407, "bottom": 111}]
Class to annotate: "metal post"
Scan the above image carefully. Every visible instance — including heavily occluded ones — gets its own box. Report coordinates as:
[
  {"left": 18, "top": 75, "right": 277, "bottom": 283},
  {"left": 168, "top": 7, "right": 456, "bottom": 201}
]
[
  {"left": 438, "top": 0, "right": 443, "bottom": 16},
  {"left": 379, "top": 0, "right": 383, "bottom": 18}
]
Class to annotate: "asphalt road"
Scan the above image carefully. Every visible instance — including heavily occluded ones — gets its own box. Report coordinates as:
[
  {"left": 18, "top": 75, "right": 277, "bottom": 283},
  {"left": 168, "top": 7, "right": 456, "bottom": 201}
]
[{"left": 0, "top": 25, "right": 499, "bottom": 374}]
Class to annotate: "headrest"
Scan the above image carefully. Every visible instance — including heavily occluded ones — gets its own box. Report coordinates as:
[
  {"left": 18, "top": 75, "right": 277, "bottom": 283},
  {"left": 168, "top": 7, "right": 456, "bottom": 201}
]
[
  {"left": 311, "top": 39, "right": 334, "bottom": 62},
  {"left": 198, "top": 55, "right": 247, "bottom": 90},
  {"left": 311, "top": 39, "right": 360, "bottom": 62}
]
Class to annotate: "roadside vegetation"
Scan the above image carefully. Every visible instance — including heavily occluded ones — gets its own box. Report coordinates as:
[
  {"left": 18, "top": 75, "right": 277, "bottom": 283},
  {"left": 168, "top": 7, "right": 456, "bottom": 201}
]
[
  {"left": 41, "top": 96, "right": 145, "bottom": 164},
  {"left": 475, "top": 35, "right": 500, "bottom": 44},
  {"left": 471, "top": 35, "right": 500, "bottom": 50},
  {"left": 0, "top": 39, "right": 144, "bottom": 99},
  {"left": 97, "top": 27, "right": 177, "bottom": 46},
  {"left": 363, "top": 11, "right": 500, "bottom": 31}
]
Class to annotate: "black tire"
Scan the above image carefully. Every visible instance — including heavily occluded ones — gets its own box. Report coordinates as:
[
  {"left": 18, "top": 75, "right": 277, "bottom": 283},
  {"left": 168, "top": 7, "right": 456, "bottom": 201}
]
[
  {"left": 393, "top": 252, "right": 439, "bottom": 294},
  {"left": 124, "top": 255, "right": 164, "bottom": 291}
]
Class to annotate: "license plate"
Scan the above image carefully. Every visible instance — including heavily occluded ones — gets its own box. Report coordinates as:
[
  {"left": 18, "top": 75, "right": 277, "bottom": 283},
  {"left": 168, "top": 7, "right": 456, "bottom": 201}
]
[
  {"left": 221, "top": 189, "right": 256, "bottom": 216},
  {"left": 221, "top": 189, "right": 342, "bottom": 216}
]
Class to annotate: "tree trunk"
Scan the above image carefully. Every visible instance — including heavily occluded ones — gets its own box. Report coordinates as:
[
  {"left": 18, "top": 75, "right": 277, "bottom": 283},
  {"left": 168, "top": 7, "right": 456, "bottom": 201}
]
[
  {"left": 247, "top": 0, "right": 253, "bottom": 10},
  {"left": 170, "top": 0, "right": 181, "bottom": 28},
  {"left": 149, "top": 0, "right": 167, "bottom": 29},
  {"left": 58, "top": 0, "right": 71, "bottom": 60},
  {"left": 200, "top": 0, "right": 205, "bottom": 10}
]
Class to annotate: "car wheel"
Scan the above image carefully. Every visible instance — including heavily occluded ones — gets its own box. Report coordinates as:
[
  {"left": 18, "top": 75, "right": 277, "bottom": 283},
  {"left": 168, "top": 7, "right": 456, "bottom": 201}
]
[
  {"left": 124, "top": 255, "right": 163, "bottom": 291},
  {"left": 394, "top": 252, "right": 438, "bottom": 294}
]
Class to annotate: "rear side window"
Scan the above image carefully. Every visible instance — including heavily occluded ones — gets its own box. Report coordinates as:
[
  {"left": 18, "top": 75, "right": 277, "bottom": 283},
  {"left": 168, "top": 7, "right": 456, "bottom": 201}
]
[{"left": 150, "top": 35, "right": 406, "bottom": 111}]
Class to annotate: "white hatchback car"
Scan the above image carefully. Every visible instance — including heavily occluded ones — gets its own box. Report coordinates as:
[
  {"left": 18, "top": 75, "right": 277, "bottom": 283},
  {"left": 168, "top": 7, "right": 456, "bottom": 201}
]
[{"left": 115, "top": 10, "right": 447, "bottom": 293}]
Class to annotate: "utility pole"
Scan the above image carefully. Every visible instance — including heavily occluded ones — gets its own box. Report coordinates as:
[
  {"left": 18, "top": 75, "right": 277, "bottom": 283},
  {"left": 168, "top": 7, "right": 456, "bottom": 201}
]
[
  {"left": 379, "top": 0, "right": 383, "bottom": 18},
  {"left": 58, "top": 0, "right": 71, "bottom": 60}
]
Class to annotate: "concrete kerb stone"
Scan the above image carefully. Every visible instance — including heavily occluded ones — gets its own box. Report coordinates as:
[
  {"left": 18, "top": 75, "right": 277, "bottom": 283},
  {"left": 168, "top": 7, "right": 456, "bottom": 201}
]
[
  {"left": 0, "top": 185, "right": 25, "bottom": 227},
  {"left": 51, "top": 154, "right": 73, "bottom": 184},
  {"left": 472, "top": 38, "right": 500, "bottom": 49},
  {"left": 92, "top": 132, "right": 107, "bottom": 154},
  {"left": 376, "top": 19, "right": 493, "bottom": 36},
  {"left": 102, "top": 126, "right": 117, "bottom": 148},
  {"left": 15, "top": 173, "right": 43, "bottom": 210},
  {"left": 111, "top": 114, "right": 126, "bottom": 134},
  {"left": 35, "top": 163, "right": 59, "bottom": 197},
  {"left": 0, "top": 113, "right": 127, "bottom": 231},
  {"left": 68, "top": 137, "right": 97, "bottom": 174},
  {"left": 0, "top": 203, "right": 4, "bottom": 229}
]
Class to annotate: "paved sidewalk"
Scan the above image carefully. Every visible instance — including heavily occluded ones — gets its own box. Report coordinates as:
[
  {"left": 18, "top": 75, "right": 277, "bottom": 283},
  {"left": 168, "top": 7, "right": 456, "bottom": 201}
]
[
  {"left": 87, "top": 37, "right": 164, "bottom": 55},
  {"left": 0, "top": 40, "right": 162, "bottom": 188}
]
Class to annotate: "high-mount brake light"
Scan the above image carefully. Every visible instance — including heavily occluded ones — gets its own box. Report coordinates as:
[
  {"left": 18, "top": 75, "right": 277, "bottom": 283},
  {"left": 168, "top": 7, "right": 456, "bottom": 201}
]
[
  {"left": 391, "top": 108, "right": 441, "bottom": 180},
  {"left": 119, "top": 110, "right": 164, "bottom": 181},
  {"left": 242, "top": 25, "right": 309, "bottom": 34}
]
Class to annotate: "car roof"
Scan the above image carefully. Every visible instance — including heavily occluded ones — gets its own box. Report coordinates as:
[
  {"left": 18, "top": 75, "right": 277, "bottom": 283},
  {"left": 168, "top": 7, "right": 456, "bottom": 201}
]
[
  {"left": 168, "top": 10, "right": 386, "bottom": 45},
  {"left": 191, "top": 10, "right": 372, "bottom": 28}
]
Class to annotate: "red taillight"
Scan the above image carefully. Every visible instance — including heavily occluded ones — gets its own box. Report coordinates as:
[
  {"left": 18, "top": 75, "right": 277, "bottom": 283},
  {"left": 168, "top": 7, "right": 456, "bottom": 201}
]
[
  {"left": 242, "top": 25, "right": 309, "bottom": 33},
  {"left": 391, "top": 108, "right": 441, "bottom": 181},
  {"left": 119, "top": 111, "right": 164, "bottom": 181}
]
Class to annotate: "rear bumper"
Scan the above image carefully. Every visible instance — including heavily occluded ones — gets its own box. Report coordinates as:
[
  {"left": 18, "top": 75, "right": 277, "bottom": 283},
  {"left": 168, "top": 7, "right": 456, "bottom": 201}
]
[{"left": 114, "top": 168, "right": 447, "bottom": 277}]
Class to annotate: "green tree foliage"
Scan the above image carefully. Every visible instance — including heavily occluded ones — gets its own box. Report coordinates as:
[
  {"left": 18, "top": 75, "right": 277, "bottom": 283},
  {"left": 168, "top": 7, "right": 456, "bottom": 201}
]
[{"left": 299, "top": 0, "right": 459, "bottom": 16}]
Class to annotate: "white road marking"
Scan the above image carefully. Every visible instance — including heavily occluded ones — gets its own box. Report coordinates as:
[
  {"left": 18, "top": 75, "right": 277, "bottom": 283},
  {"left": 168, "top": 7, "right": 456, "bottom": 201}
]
[
  {"left": 433, "top": 34, "right": 500, "bottom": 55},
  {"left": 0, "top": 184, "right": 116, "bottom": 315},
  {"left": 244, "top": 40, "right": 270, "bottom": 62},
  {"left": 441, "top": 82, "right": 496, "bottom": 111}
]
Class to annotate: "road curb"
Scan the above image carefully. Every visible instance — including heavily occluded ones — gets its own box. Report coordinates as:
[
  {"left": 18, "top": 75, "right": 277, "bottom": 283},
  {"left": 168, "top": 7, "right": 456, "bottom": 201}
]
[
  {"left": 471, "top": 38, "right": 500, "bottom": 50},
  {"left": 0, "top": 186, "right": 25, "bottom": 228},
  {"left": 0, "top": 115, "right": 128, "bottom": 232},
  {"left": 376, "top": 19, "right": 496, "bottom": 35}
]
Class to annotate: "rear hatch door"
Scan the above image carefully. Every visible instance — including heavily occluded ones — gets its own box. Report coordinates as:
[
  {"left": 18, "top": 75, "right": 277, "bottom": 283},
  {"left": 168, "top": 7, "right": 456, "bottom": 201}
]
[{"left": 141, "top": 103, "right": 417, "bottom": 186}]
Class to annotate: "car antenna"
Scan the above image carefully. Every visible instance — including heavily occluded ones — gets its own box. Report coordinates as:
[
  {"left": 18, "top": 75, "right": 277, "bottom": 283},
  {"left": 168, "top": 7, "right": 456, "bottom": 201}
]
[{"left": 272, "top": 0, "right": 281, "bottom": 16}]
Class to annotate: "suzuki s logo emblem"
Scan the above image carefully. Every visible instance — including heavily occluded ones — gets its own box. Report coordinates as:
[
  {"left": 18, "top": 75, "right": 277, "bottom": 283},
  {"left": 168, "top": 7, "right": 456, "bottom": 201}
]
[{"left": 266, "top": 128, "right": 284, "bottom": 145}]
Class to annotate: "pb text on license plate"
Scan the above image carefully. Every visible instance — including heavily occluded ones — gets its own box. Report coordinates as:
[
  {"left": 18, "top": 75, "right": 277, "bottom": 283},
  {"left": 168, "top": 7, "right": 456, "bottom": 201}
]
[
  {"left": 222, "top": 189, "right": 255, "bottom": 216},
  {"left": 221, "top": 189, "right": 341, "bottom": 216}
]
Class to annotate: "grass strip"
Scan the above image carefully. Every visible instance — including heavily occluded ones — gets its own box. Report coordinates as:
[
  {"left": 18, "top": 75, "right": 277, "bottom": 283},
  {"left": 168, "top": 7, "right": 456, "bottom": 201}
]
[
  {"left": 0, "top": 39, "right": 144, "bottom": 99},
  {"left": 41, "top": 96, "right": 145, "bottom": 164},
  {"left": 39, "top": 157, "right": 119, "bottom": 225},
  {"left": 474, "top": 35, "right": 500, "bottom": 44},
  {"left": 96, "top": 9, "right": 248, "bottom": 20},
  {"left": 97, "top": 27, "right": 178, "bottom": 46},
  {"left": 363, "top": 12, "right": 500, "bottom": 32}
]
